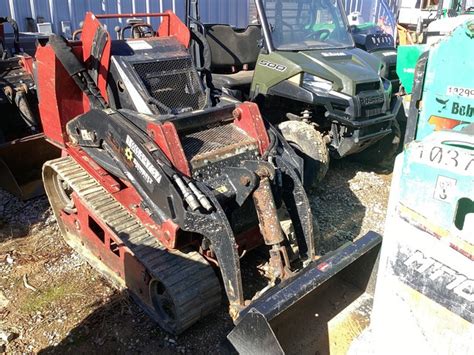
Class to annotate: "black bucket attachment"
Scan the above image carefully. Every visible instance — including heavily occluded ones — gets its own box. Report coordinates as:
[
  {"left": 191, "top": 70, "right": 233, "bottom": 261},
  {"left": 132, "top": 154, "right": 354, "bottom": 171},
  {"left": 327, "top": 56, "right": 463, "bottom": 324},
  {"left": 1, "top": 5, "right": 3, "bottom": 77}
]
[
  {"left": 226, "top": 232, "right": 382, "bottom": 355},
  {"left": 0, "top": 134, "right": 60, "bottom": 200}
]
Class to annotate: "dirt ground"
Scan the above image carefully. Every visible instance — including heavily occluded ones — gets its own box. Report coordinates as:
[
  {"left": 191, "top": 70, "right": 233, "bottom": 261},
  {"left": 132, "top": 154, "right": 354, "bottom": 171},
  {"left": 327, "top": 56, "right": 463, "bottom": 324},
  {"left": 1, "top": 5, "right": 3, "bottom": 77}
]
[{"left": 0, "top": 159, "right": 393, "bottom": 354}]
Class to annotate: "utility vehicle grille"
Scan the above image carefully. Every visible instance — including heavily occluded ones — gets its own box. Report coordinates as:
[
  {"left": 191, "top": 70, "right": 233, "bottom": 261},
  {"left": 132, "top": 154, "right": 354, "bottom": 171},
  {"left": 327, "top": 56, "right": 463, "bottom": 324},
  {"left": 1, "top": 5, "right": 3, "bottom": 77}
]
[
  {"left": 358, "top": 93, "right": 385, "bottom": 118},
  {"left": 361, "top": 107, "right": 384, "bottom": 117},
  {"left": 356, "top": 81, "right": 381, "bottom": 94},
  {"left": 359, "top": 100, "right": 385, "bottom": 117},
  {"left": 133, "top": 57, "right": 206, "bottom": 115}
]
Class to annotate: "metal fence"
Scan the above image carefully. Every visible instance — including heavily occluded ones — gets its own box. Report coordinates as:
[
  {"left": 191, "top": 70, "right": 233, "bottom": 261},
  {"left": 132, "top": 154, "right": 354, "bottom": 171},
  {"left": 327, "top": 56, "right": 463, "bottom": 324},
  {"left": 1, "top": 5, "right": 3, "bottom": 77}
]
[{"left": 0, "top": 0, "right": 250, "bottom": 34}]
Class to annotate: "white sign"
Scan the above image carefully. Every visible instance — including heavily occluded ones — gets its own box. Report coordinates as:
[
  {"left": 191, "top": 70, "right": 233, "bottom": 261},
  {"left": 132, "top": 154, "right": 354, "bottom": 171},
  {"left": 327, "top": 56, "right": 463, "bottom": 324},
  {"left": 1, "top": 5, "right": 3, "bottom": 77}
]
[
  {"left": 127, "top": 40, "right": 153, "bottom": 51},
  {"left": 433, "top": 175, "right": 457, "bottom": 203},
  {"left": 412, "top": 143, "right": 474, "bottom": 175},
  {"left": 126, "top": 135, "right": 162, "bottom": 184},
  {"left": 446, "top": 86, "right": 474, "bottom": 99}
]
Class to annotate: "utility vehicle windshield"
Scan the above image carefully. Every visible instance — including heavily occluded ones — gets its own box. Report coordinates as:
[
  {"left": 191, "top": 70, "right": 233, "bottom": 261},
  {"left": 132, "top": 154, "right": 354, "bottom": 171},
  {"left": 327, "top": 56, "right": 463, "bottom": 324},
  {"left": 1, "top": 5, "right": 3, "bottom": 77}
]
[{"left": 259, "top": 0, "right": 354, "bottom": 50}]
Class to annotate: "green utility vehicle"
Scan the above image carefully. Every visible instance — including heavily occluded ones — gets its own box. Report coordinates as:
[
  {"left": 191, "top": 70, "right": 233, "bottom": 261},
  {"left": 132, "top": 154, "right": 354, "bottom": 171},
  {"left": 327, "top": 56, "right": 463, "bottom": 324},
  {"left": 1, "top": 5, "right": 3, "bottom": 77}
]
[
  {"left": 188, "top": 0, "right": 402, "bottom": 186},
  {"left": 345, "top": 3, "right": 406, "bottom": 146},
  {"left": 350, "top": 22, "right": 399, "bottom": 92}
]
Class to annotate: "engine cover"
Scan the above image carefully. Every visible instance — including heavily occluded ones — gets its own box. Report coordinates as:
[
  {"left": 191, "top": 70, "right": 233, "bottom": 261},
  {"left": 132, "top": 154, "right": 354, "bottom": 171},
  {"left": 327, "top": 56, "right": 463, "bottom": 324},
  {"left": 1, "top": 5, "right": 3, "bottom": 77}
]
[{"left": 108, "top": 37, "right": 207, "bottom": 116}]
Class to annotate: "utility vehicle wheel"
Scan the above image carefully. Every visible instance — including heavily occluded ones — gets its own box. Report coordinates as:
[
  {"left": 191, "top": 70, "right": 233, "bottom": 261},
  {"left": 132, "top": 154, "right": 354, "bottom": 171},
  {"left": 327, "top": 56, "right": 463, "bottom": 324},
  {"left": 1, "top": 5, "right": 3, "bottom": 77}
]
[
  {"left": 354, "top": 120, "right": 401, "bottom": 169},
  {"left": 278, "top": 121, "right": 329, "bottom": 190}
]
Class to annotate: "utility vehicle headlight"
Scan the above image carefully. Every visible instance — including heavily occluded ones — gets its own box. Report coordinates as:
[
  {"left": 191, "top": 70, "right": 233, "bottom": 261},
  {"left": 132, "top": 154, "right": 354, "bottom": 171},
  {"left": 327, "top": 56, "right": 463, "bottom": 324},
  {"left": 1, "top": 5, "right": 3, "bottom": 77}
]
[{"left": 302, "top": 74, "right": 333, "bottom": 95}]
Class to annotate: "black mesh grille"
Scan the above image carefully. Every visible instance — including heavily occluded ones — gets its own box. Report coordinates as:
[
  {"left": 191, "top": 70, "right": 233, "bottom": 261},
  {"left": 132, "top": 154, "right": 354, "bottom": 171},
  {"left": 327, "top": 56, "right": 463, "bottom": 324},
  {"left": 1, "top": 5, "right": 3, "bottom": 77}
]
[
  {"left": 356, "top": 81, "right": 381, "bottom": 95},
  {"left": 361, "top": 107, "right": 384, "bottom": 117},
  {"left": 181, "top": 124, "right": 257, "bottom": 162},
  {"left": 358, "top": 92, "right": 385, "bottom": 118},
  {"left": 133, "top": 57, "right": 206, "bottom": 114}
]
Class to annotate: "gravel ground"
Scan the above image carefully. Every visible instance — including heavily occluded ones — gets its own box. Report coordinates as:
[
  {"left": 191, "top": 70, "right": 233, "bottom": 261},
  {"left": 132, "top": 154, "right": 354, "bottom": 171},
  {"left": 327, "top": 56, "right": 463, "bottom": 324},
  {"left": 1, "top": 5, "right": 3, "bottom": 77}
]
[{"left": 0, "top": 159, "right": 392, "bottom": 354}]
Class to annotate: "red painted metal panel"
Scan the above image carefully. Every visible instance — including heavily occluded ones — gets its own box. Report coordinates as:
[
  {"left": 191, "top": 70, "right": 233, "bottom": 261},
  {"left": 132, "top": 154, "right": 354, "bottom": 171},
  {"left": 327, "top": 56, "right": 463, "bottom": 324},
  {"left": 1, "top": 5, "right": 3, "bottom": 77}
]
[
  {"left": 233, "top": 102, "right": 270, "bottom": 156},
  {"left": 36, "top": 44, "right": 88, "bottom": 147},
  {"left": 147, "top": 121, "right": 191, "bottom": 177}
]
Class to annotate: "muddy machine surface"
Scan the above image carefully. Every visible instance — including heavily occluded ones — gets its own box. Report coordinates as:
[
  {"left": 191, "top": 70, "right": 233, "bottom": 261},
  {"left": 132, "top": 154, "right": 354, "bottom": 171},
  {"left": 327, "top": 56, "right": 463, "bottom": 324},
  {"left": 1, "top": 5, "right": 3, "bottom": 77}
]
[
  {"left": 0, "top": 16, "right": 59, "bottom": 199},
  {"left": 38, "top": 10, "right": 382, "bottom": 354},
  {"left": 351, "top": 132, "right": 473, "bottom": 354}
]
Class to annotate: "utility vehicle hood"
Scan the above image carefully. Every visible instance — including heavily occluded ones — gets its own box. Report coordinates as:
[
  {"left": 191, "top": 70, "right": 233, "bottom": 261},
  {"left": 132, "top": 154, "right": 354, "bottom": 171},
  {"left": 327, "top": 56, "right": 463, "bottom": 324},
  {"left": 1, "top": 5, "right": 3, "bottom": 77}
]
[{"left": 278, "top": 48, "right": 382, "bottom": 95}]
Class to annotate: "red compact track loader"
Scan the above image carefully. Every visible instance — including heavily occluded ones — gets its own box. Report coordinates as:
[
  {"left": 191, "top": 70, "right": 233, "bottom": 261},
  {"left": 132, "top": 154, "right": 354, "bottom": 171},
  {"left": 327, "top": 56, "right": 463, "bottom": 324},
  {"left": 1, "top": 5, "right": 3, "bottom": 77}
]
[{"left": 38, "top": 11, "right": 381, "bottom": 353}]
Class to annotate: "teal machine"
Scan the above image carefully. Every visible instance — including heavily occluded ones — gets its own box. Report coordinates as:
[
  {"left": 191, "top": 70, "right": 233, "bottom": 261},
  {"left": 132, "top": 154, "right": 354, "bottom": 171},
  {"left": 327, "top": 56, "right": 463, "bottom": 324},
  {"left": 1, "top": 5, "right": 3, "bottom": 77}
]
[
  {"left": 405, "top": 19, "right": 474, "bottom": 142},
  {"left": 350, "top": 19, "right": 473, "bottom": 355}
]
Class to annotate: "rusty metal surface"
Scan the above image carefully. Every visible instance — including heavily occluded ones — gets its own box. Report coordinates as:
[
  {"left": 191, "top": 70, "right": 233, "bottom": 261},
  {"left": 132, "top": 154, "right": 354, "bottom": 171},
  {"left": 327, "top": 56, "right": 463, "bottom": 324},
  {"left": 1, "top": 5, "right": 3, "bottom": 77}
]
[
  {"left": 227, "top": 232, "right": 382, "bottom": 354},
  {"left": 252, "top": 174, "right": 294, "bottom": 281},
  {"left": 252, "top": 176, "right": 284, "bottom": 246},
  {"left": 0, "top": 56, "right": 39, "bottom": 133},
  {"left": 181, "top": 123, "right": 257, "bottom": 168}
]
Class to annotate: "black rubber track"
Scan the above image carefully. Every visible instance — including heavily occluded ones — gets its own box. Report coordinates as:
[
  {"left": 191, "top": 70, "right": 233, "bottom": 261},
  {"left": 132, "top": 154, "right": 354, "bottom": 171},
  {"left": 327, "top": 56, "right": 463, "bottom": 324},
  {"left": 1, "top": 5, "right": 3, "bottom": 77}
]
[{"left": 43, "top": 157, "right": 222, "bottom": 335}]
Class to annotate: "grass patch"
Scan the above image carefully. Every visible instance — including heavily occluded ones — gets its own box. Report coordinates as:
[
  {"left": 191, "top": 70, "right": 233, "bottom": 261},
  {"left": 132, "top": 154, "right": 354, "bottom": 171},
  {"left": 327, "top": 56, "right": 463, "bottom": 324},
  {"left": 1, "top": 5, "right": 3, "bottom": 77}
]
[{"left": 20, "top": 281, "right": 81, "bottom": 314}]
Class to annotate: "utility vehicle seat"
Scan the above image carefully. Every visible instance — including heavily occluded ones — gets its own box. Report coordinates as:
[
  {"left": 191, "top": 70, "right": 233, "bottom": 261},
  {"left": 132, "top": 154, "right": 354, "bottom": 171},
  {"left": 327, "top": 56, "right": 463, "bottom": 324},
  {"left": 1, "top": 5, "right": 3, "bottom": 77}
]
[{"left": 205, "top": 24, "right": 262, "bottom": 89}]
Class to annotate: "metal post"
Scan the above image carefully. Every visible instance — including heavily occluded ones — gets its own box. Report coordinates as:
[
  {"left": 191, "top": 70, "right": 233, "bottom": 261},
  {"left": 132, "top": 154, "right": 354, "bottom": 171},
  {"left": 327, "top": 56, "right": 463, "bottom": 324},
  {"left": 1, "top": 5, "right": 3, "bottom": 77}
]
[{"left": 254, "top": 0, "right": 275, "bottom": 53}]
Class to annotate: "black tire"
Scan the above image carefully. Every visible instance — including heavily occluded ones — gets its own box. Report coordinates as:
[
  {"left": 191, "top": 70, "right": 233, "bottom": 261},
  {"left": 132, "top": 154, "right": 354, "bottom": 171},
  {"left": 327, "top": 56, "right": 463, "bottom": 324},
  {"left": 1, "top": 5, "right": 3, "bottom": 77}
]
[
  {"left": 354, "top": 120, "right": 401, "bottom": 169},
  {"left": 395, "top": 104, "right": 408, "bottom": 153},
  {"left": 278, "top": 121, "right": 329, "bottom": 190}
]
